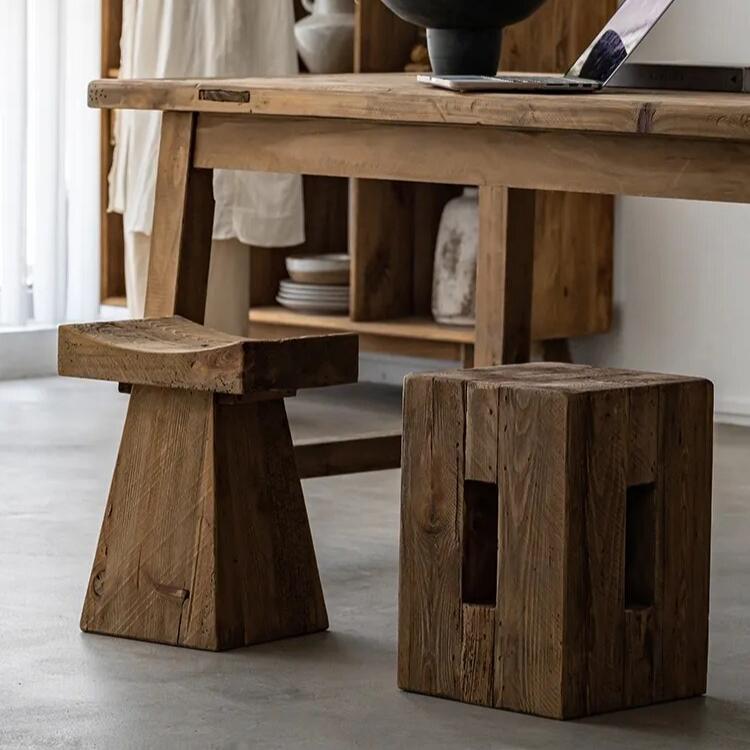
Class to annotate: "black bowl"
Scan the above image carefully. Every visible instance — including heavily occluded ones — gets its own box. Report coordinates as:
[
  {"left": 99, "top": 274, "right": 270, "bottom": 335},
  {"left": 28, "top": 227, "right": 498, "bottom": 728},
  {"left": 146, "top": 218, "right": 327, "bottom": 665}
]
[{"left": 381, "top": 0, "right": 548, "bottom": 75}]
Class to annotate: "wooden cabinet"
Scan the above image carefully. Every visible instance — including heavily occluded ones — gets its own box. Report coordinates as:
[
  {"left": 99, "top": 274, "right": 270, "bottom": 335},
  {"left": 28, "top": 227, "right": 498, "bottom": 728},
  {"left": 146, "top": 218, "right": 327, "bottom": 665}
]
[{"left": 100, "top": 0, "right": 615, "bottom": 362}]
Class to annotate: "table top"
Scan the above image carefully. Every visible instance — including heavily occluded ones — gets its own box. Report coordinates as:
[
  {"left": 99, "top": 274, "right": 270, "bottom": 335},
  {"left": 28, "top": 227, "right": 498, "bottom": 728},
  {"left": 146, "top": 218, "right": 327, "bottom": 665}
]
[{"left": 89, "top": 73, "right": 750, "bottom": 142}]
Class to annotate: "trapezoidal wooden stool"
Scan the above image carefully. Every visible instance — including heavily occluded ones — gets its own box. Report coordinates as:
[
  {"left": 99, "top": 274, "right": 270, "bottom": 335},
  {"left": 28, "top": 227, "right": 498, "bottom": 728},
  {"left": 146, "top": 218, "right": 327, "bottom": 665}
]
[
  {"left": 59, "top": 316, "right": 358, "bottom": 651},
  {"left": 398, "top": 363, "right": 713, "bottom": 720}
]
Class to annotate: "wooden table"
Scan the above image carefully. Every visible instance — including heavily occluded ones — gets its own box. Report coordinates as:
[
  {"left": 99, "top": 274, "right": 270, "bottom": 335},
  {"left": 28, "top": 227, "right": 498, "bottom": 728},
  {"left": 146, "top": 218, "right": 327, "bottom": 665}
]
[
  {"left": 80, "top": 73, "right": 746, "bottom": 651},
  {"left": 90, "top": 73, "right": 750, "bottom": 368}
]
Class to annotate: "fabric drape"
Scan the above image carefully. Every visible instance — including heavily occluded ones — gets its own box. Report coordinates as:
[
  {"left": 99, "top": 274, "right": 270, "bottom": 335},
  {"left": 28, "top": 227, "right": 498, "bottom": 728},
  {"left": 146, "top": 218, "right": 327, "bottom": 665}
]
[
  {"left": 0, "top": 0, "right": 99, "bottom": 327},
  {"left": 110, "top": 0, "right": 305, "bottom": 248}
]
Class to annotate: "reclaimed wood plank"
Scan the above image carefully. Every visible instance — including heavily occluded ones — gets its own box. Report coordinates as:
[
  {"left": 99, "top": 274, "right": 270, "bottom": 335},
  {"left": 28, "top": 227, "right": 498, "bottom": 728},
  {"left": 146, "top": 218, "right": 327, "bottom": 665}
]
[
  {"left": 58, "top": 317, "right": 359, "bottom": 394},
  {"left": 565, "top": 390, "right": 628, "bottom": 717},
  {"left": 294, "top": 432, "right": 402, "bottom": 479},
  {"left": 350, "top": 179, "right": 414, "bottom": 321},
  {"left": 475, "top": 187, "right": 535, "bottom": 366},
  {"left": 193, "top": 114, "right": 750, "bottom": 205},
  {"left": 398, "top": 375, "right": 465, "bottom": 699},
  {"left": 658, "top": 380, "right": 713, "bottom": 700},
  {"left": 496, "top": 387, "right": 568, "bottom": 718},
  {"left": 89, "top": 74, "right": 750, "bottom": 144},
  {"left": 147, "top": 111, "right": 215, "bottom": 322},
  {"left": 213, "top": 398, "right": 328, "bottom": 647},
  {"left": 461, "top": 383, "right": 500, "bottom": 706}
]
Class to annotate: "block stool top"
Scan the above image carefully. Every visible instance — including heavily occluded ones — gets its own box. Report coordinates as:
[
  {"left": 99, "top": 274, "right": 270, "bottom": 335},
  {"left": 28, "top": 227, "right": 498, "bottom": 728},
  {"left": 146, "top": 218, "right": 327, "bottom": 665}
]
[
  {"left": 415, "top": 362, "right": 707, "bottom": 392},
  {"left": 399, "top": 362, "right": 713, "bottom": 719},
  {"left": 58, "top": 316, "right": 358, "bottom": 394}
]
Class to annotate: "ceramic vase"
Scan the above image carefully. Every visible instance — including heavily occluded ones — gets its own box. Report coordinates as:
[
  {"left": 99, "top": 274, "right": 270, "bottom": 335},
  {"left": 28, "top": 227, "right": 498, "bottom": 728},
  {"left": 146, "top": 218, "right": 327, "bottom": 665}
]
[
  {"left": 432, "top": 188, "right": 479, "bottom": 327},
  {"left": 295, "top": 0, "right": 355, "bottom": 74}
]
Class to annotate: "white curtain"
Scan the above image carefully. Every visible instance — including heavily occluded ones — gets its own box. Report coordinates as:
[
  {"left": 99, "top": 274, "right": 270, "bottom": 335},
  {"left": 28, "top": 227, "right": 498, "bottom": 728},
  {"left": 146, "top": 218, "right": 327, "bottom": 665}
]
[{"left": 0, "top": 0, "right": 100, "bottom": 329}]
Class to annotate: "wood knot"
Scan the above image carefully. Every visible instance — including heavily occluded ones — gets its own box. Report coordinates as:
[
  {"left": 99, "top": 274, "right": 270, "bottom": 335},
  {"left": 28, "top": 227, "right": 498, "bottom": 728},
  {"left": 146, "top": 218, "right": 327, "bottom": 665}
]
[{"left": 92, "top": 568, "right": 106, "bottom": 597}]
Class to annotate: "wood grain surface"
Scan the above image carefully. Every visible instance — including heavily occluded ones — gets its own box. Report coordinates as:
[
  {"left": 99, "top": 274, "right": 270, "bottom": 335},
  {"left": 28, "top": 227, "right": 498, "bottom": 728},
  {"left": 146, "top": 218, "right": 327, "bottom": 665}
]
[
  {"left": 89, "top": 74, "right": 750, "bottom": 143},
  {"left": 398, "top": 375, "right": 466, "bottom": 698},
  {"left": 59, "top": 316, "right": 359, "bottom": 394},
  {"left": 146, "top": 111, "right": 215, "bottom": 322},
  {"left": 192, "top": 114, "right": 750, "bottom": 204},
  {"left": 399, "top": 365, "right": 713, "bottom": 719},
  {"left": 349, "top": 179, "right": 415, "bottom": 321},
  {"left": 474, "top": 187, "right": 535, "bottom": 366},
  {"left": 80, "top": 386, "right": 328, "bottom": 650},
  {"left": 294, "top": 432, "right": 402, "bottom": 479}
]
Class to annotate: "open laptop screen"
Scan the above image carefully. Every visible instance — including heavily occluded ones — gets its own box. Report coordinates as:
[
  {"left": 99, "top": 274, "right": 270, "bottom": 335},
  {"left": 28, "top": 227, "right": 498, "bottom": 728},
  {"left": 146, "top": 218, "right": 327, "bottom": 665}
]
[{"left": 567, "top": 0, "right": 676, "bottom": 84}]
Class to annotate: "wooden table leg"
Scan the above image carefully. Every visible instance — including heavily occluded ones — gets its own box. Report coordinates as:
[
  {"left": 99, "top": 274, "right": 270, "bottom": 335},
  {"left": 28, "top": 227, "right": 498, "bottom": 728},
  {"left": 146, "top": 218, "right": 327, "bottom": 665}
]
[
  {"left": 145, "top": 111, "right": 215, "bottom": 323},
  {"left": 474, "top": 186, "right": 536, "bottom": 367}
]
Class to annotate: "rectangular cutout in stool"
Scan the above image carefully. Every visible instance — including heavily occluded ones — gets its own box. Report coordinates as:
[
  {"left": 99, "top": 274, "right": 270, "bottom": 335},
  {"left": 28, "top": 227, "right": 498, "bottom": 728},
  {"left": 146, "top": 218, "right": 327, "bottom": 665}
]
[
  {"left": 462, "top": 481, "right": 499, "bottom": 606},
  {"left": 625, "top": 482, "right": 657, "bottom": 609}
]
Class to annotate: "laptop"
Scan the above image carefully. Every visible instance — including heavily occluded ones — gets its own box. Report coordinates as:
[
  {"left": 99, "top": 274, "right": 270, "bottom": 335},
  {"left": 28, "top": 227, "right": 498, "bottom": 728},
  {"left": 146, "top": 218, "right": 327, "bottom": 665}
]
[{"left": 417, "top": 0, "right": 677, "bottom": 93}]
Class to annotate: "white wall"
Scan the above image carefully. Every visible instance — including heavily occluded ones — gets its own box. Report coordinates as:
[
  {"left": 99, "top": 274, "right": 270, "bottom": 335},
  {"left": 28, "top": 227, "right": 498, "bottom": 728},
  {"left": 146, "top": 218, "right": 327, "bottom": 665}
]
[{"left": 574, "top": 0, "right": 750, "bottom": 424}]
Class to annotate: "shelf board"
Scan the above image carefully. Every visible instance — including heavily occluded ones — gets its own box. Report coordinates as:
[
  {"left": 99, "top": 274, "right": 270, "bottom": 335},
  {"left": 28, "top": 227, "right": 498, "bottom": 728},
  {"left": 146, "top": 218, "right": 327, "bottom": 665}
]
[
  {"left": 102, "top": 295, "right": 127, "bottom": 308},
  {"left": 248, "top": 306, "right": 473, "bottom": 362}
]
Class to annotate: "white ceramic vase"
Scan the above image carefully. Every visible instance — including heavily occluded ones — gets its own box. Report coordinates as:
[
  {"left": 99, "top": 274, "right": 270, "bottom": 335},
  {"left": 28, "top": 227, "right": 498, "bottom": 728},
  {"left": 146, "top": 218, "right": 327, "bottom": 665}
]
[
  {"left": 295, "top": 0, "right": 355, "bottom": 75},
  {"left": 432, "top": 188, "right": 479, "bottom": 327}
]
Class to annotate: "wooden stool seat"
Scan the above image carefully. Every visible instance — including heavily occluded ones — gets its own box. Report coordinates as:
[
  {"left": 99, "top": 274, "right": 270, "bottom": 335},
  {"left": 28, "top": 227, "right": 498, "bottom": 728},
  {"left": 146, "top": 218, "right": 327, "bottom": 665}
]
[{"left": 59, "top": 316, "right": 358, "bottom": 394}]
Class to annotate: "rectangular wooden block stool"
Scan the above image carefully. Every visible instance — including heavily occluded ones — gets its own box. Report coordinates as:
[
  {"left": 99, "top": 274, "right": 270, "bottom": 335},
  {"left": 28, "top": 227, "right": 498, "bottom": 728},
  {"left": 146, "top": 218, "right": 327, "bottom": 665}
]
[
  {"left": 59, "top": 316, "right": 358, "bottom": 651},
  {"left": 398, "top": 363, "right": 713, "bottom": 720}
]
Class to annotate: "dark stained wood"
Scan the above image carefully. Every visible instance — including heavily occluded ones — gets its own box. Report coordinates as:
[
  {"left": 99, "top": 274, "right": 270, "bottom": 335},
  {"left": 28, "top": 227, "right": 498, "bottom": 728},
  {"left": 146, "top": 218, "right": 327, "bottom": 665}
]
[
  {"left": 565, "top": 389, "right": 628, "bottom": 716},
  {"left": 624, "top": 607, "right": 659, "bottom": 708},
  {"left": 58, "top": 316, "right": 359, "bottom": 394},
  {"left": 213, "top": 398, "right": 328, "bottom": 647},
  {"left": 350, "top": 179, "right": 414, "bottom": 321},
  {"left": 621, "top": 386, "right": 661, "bottom": 709},
  {"left": 496, "top": 387, "right": 568, "bottom": 718},
  {"left": 461, "top": 383, "right": 500, "bottom": 706},
  {"left": 539, "top": 338, "right": 574, "bottom": 364},
  {"left": 294, "top": 432, "right": 402, "bottom": 479},
  {"left": 398, "top": 375, "right": 465, "bottom": 698},
  {"left": 465, "top": 383, "right": 500, "bottom": 485},
  {"left": 399, "top": 365, "right": 713, "bottom": 720},
  {"left": 658, "top": 380, "right": 713, "bottom": 700},
  {"left": 628, "top": 387, "right": 659, "bottom": 486},
  {"left": 475, "top": 187, "right": 535, "bottom": 366}
]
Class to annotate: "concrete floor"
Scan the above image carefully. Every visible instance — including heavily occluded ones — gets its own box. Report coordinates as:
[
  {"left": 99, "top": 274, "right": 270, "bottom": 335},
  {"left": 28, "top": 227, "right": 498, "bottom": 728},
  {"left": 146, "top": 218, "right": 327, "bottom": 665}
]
[{"left": 1, "top": 377, "right": 749, "bottom": 749}]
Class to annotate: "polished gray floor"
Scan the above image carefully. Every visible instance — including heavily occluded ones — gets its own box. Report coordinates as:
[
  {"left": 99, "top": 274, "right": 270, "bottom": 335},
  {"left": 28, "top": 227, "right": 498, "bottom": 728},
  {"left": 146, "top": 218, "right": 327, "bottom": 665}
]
[{"left": 1, "top": 377, "right": 749, "bottom": 749}]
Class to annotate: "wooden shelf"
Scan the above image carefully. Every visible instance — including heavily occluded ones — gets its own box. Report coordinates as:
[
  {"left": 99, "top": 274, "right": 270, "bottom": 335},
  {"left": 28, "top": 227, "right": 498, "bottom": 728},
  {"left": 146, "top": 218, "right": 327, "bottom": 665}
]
[
  {"left": 102, "top": 295, "right": 127, "bottom": 308},
  {"left": 101, "top": 0, "right": 615, "bottom": 354},
  {"left": 249, "top": 306, "right": 473, "bottom": 362}
]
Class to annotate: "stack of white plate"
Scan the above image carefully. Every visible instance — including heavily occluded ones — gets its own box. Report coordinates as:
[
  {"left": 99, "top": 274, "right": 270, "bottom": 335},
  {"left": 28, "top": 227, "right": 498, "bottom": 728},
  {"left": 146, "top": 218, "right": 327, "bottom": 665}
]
[{"left": 277, "top": 254, "right": 350, "bottom": 314}]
